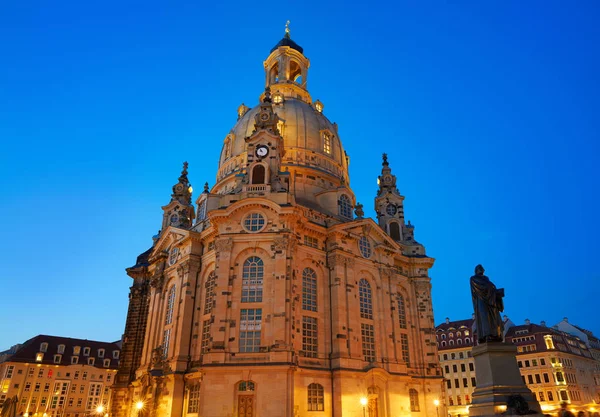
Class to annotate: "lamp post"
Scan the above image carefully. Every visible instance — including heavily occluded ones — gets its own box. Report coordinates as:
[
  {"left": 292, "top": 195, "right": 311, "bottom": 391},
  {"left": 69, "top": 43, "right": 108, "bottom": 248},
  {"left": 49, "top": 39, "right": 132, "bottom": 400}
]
[
  {"left": 360, "top": 397, "right": 368, "bottom": 417},
  {"left": 434, "top": 399, "right": 440, "bottom": 417},
  {"left": 135, "top": 401, "right": 144, "bottom": 417}
]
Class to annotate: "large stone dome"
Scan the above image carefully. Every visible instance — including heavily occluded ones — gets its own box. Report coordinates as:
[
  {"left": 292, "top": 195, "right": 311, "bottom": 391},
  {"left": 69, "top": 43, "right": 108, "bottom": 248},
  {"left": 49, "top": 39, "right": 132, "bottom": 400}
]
[{"left": 217, "top": 97, "right": 348, "bottom": 183}]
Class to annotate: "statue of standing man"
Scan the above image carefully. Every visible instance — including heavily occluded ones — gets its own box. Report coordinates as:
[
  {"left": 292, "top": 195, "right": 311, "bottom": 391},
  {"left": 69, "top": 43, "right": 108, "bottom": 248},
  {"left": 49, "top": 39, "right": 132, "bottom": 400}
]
[{"left": 470, "top": 265, "right": 505, "bottom": 343}]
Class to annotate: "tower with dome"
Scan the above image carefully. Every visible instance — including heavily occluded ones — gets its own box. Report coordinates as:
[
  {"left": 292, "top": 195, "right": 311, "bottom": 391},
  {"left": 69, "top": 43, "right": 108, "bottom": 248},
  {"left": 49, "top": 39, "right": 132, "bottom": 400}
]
[{"left": 111, "top": 28, "right": 444, "bottom": 417}]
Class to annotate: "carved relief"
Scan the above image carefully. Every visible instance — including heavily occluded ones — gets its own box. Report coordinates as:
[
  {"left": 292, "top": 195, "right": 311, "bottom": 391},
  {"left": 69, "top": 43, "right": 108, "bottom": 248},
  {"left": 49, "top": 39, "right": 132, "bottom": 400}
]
[
  {"left": 214, "top": 238, "right": 233, "bottom": 252},
  {"left": 273, "top": 236, "right": 288, "bottom": 252}
]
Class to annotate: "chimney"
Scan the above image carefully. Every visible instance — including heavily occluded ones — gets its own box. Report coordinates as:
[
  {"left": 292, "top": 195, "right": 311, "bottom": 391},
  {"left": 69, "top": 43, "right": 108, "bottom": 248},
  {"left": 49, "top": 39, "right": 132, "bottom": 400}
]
[
  {"left": 525, "top": 319, "right": 531, "bottom": 325},
  {"left": 541, "top": 321, "right": 546, "bottom": 327},
  {"left": 563, "top": 317, "right": 568, "bottom": 323},
  {"left": 446, "top": 317, "right": 450, "bottom": 324}
]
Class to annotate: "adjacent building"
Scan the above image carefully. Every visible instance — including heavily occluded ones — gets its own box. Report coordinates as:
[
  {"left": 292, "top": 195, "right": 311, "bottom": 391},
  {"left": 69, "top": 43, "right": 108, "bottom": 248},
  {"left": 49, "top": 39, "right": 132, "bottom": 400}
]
[
  {"left": 436, "top": 317, "right": 600, "bottom": 416},
  {"left": 0, "top": 335, "right": 121, "bottom": 417},
  {"left": 436, "top": 318, "right": 477, "bottom": 417},
  {"left": 111, "top": 28, "right": 445, "bottom": 417}
]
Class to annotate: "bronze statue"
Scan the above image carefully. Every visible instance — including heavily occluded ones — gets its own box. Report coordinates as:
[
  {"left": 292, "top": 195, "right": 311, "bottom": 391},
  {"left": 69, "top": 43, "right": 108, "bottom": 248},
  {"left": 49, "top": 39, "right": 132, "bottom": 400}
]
[{"left": 470, "top": 265, "right": 505, "bottom": 343}]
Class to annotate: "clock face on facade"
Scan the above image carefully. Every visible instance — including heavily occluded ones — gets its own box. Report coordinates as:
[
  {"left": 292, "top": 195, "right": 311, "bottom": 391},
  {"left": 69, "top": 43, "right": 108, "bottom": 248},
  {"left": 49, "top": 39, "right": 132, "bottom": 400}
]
[
  {"left": 256, "top": 145, "right": 269, "bottom": 158},
  {"left": 386, "top": 204, "right": 397, "bottom": 216},
  {"left": 259, "top": 112, "right": 270, "bottom": 121}
]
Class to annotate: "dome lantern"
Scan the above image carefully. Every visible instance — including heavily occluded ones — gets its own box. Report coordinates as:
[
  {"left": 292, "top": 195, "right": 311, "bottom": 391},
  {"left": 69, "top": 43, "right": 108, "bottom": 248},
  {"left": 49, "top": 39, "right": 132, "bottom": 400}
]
[{"left": 263, "top": 21, "right": 311, "bottom": 104}]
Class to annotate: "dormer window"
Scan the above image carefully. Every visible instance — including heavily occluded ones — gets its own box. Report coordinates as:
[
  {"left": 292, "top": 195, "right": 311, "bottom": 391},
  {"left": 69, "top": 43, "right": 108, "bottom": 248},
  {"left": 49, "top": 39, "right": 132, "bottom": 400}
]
[
  {"left": 87, "top": 358, "right": 95, "bottom": 366},
  {"left": 113, "top": 351, "right": 120, "bottom": 359},
  {"left": 71, "top": 356, "right": 79, "bottom": 365},
  {"left": 40, "top": 342, "right": 48, "bottom": 353},
  {"left": 73, "top": 346, "right": 81, "bottom": 355},
  {"left": 53, "top": 355, "right": 61, "bottom": 364},
  {"left": 83, "top": 347, "right": 90, "bottom": 356},
  {"left": 322, "top": 131, "right": 332, "bottom": 155},
  {"left": 103, "top": 359, "right": 110, "bottom": 368},
  {"left": 314, "top": 100, "right": 323, "bottom": 113},
  {"left": 36, "top": 353, "right": 44, "bottom": 362},
  {"left": 338, "top": 194, "right": 352, "bottom": 219},
  {"left": 97, "top": 349, "right": 104, "bottom": 358},
  {"left": 57, "top": 344, "right": 65, "bottom": 354},
  {"left": 272, "top": 93, "right": 283, "bottom": 104}
]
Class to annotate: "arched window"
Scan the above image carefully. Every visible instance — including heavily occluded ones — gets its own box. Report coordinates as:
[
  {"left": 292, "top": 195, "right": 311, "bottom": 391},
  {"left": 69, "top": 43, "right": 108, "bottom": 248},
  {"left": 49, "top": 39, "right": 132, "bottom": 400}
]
[
  {"left": 270, "top": 62, "right": 279, "bottom": 83},
  {"left": 443, "top": 354, "right": 448, "bottom": 360},
  {"left": 302, "top": 268, "right": 317, "bottom": 312},
  {"left": 197, "top": 200, "right": 207, "bottom": 222},
  {"left": 389, "top": 222, "right": 401, "bottom": 241},
  {"left": 242, "top": 257, "right": 263, "bottom": 302},
  {"left": 449, "top": 332, "right": 454, "bottom": 338},
  {"left": 409, "top": 389, "right": 420, "bottom": 412},
  {"left": 465, "top": 337, "right": 470, "bottom": 344},
  {"left": 204, "top": 271, "right": 217, "bottom": 315},
  {"left": 238, "top": 381, "right": 255, "bottom": 392},
  {"left": 165, "top": 285, "right": 176, "bottom": 325},
  {"left": 397, "top": 294, "right": 407, "bottom": 329},
  {"left": 451, "top": 353, "right": 456, "bottom": 359},
  {"left": 307, "top": 383, "right": 324, "bottom": 411},
  {"left": 442, "top": 334, "right": 446, "bottom": 340},
  {"left": 251, "top": 165, "right": 266, "bottom": 184},
  {"left": 458, "top": 339, "right": 463, "bottom": 345},
  {"left": 358, "top": 279, "right": 373, "bottom": 319},
  {"left": 322, "top": 131, "right": 332, "bottom": 155},
  {"left": 441, "top": 341, "right": 446, "bottom": 347},
  {"left": 224, "top": 138, "right": 231, "bottom": 159},
  {"left": 457, "top": 331, "right": 462, "bottom": 337},
  {"left": 338, "top": 194, "right": 352, "bottom": 218},
  {"left": 290, "top": 60, "right": 302, "bottom": 84},
  {"left": 449, "top": 340, "right": 454, "bottom": 346}
]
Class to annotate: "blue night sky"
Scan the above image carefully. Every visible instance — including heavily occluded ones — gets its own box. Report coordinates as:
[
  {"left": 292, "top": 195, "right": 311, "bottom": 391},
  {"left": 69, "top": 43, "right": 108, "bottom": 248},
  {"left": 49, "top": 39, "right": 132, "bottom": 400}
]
[{"left": 1, "top": 1, "right": 599, "bottom": 349}]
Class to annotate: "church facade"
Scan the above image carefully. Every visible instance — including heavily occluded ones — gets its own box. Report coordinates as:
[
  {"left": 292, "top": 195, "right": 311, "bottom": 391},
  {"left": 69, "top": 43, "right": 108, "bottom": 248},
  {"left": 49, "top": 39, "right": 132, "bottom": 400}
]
[{"left": 111, "top": 30, "right": 444, "bottom": 417}]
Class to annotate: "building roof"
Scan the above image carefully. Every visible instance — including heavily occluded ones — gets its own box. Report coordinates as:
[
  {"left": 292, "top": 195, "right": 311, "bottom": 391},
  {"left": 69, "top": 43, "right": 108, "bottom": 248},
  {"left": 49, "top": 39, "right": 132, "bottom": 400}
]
[
  {"left": 270, "top": 36, "right": 304, "bottom": 54},
  {"left": 436, "top": 318, "right": 474, "bottom": 332},
  {"left": 505, "top": 323, "right": 593, "bottom": 359},
  {"left": 2, "top": 335, "right": 120, "bottom": 369}
]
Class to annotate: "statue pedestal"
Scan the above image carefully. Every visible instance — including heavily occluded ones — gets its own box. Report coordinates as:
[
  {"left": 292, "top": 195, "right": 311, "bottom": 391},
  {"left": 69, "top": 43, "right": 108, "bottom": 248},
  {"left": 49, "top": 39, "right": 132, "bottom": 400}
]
[{"left": 469, "top": 342, "right": 542, "bottom": 417}]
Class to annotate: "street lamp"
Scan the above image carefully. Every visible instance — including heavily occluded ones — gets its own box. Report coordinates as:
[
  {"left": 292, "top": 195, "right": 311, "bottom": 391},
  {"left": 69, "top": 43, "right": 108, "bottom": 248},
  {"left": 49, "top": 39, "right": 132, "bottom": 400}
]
[
  {"left": 96, "top": 406, "right": 104, "bottom": 414},
  {"left": 434, "top": 399, "right": 440, "bottom": 417},
  {"left": 135, "top": 401, "right": 144, "bottom": 417},
  {"left": 360, "top": 397, "right": 368, "bottom": 417}
]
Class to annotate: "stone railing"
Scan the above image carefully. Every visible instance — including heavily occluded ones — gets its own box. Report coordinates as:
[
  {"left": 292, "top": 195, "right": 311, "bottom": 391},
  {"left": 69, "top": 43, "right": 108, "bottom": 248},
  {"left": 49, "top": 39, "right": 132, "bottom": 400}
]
[{"left": 216, "top": 154, "right": 246, "bottom": 182}]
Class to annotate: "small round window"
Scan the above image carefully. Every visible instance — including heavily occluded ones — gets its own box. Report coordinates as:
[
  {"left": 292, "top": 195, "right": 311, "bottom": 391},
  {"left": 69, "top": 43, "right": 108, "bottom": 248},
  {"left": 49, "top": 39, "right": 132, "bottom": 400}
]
[
  {"left": 169, "top": 247, "right": 179, "bottom": 266},
  {"left": 243, "top": 213, "right": 266, "bottom": 232},
  {"left": 359, "top": 236, "right": 372, "bottom": 258}
]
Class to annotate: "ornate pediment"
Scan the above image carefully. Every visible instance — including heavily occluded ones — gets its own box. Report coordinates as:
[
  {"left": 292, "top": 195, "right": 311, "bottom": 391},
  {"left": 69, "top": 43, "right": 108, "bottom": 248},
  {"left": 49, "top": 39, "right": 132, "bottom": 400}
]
[{"left": 151, "top": 227, "right": 189, "bottom": 259}]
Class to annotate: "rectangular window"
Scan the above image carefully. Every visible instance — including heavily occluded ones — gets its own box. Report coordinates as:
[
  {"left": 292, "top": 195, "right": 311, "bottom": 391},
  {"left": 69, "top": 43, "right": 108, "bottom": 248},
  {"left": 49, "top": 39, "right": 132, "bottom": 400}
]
[
  {"left": 322, "top": 132, "right": 331, "bottom": 154},
  {"left": 71, "top": 384, "right": 76, "bottom": 393},
  {"left": 540, "top": 358, "right": 546, "bottom": 366},
  {"left": 87, "top": 358, "right": 95, "bottom": 366},
  {"left": 453, "top": 365, "right": 458, "bottom": 373},
  {"left": 535, "top": 374, "right": 541, "bottom": 384},
  {"left": 34, "top": 383, "right": 40, "bottom": 392},
  {"left": 201, "top": 320, "right": 211, "bottom": 354},
  {"left": 539, "top": 392, "right": 545, "bottom": 402},
  {"left": 74, "top": 371, "right": 79, "bottom": 379},
  {"left": 77, "top": 398, "right": 82, "bottom": 407},
  {"left": 83, "top": 347, "right": 90, "bottom": 356},
  {"left": 43, "top": 383, "right": 50, "bottom": 392},
  {"left": 28, "top": 368, "right": 34, "bottom": 377},
  {"left": 444, "top": 365, "right": 450, "bottom": 374},
  {"left": 73, "top": 346, "right": 81, "bottom": 355},
  {"left": 463, "top": 378, "right": 468, "bottom": 387},
  {"left": 543, "top": 373, "right": 549, "bottom": 383},
  {"left": 469, "top": 362, "right": 474, "bottom": 372},
  {"left": 82, "top": 372, "right": 87, "bottom": 380},
  {"left": 71, "top": 356, "right": 78, "bottom": 365},
  {"left": 454, "top": 379, "right": 459, "bottom": 388},
  {"left": 361, "top": 323, "right": 376, "bottom": 362},
  {"left": 400, "top": 334, "right": 410, "bottom": 366},
  {"left": 5, "top": 366, "right": 14, "bottom": 379},
  {"left": 38, "top": 369, "right": 44, "bottom": 378},
  {"left": 471, "top": 377, "right": 477, "bottom": 387},
  {"left": 528, "top": 375, "right": 534, "bottom": 384},
  {"left": 98, "top": 349, "right": 104, "bottom": 358},
  {"left": 239, "top": 309, "right": 262, "bottom": 353},
  {"left": 187, "top": 384, "right": 200, "bottom": 413},
  {"left": 461, "top": 364, "right": 466, "bottom": 372},
  {"left": 103, "top": 359, "right": 110, "bottom": 368},
  {"left": 525, "top": 360, "right": 530, "bottom": 367},
  {"left": 304, "top": 235, "right": 319, "bottom": 248},
  {"left": 446, "top": 380, "right": 451, "bottom": 389},
  {"left": 24, "top": 382, "right": 31, "bottom": 392},
  {"left": 302, "top": 316, "right": 318, "bottom": 358},
  {"left": 163, "top": 328, "right": 172, "bottom": 358}
]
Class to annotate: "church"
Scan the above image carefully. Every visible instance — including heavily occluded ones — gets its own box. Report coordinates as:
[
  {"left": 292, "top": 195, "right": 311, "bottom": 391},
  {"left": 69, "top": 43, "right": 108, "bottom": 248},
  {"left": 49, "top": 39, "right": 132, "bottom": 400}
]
[{"left": 110, "top": 27, "right": 445, "bottom": 417}]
